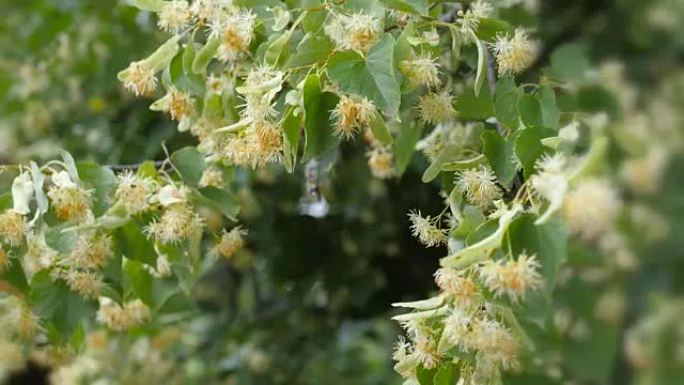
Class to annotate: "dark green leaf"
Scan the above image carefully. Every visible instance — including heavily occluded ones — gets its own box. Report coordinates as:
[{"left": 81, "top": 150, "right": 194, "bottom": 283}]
[
  {"left": 517, "top": 94, "right": 543, "bottom": 128},
  {"left": 302, "top": 74, "right": 339, "bottom": 159},
  {"left": 115, "top": 221, "right": 157, "bottom": 265},
  {"left": 549, "top": 44, "right": 589, "bottom": 83},
  {"left": 537, "top": 85, "right": 560, "bottom": 130},
  {"left": 77, "top": 162, "right": 117, "bottom": 216},
  {"left": 481, "top": 130, "right": 517, "bottom": 185},
  {"left": 327, "top": 34, "right": 401, "bottom": 116},
  {"left": 515, "top": 125, "right": 554, "bottom": 178},
  {"left": 494, "top": 77, "right": 520, "bottom": 130},
  {"left": 393, "top": 120, "right": 423, "bottom": 176},
  {"left": 505, "top": 213, "right": 567, "bottom": 287}
]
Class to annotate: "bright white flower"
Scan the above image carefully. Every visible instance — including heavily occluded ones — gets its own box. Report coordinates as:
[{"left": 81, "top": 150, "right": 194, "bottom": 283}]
[
  {"left": 210, "top": 10, "right": 256, "bottom": 62},
  {"left": 469, "top": 318, "right": 520, "bottom": 370},
  {"left": 392, "top": 336, "right": 411, "bottom": 362},
  {"left": 491, "top": 28, "right": 537, "bottom": 76},
  {"left": 443, "top": 307, "right": 475, "bottom": 348},
  {"left": 434, "top": 268, "right": 479, "bottom": 307},
  {"left": 157, "top": 1, "right": 191, "bottom": 33},
  {"left": 325, "top": 12, "right": 381, "bottom": 53},
  {"left": 456, "top": 166, "right": 502, "bottom": 208},
  {"left": 412, "top": 332, "right": 440, "bottom": 369},
  {"left": 199, "top": 166, "right": 224, "bottom": 188},
  {"left": 115, "top": 171, "right": 156, "bottom": 215},
  {"left": 418, "top": 91, "right": 456, "bottom": 124},
  {"left": 478, "top": 253, "right": 543, "bottom": 301},
  {"left": 155, "top": 184, "right": 189, "bottom": 207},
  {"left": 408, "top": 210, "right": 447, "bottom": 247}
]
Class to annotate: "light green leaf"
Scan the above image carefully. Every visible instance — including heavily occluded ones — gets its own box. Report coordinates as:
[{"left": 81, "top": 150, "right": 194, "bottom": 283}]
[
  {"left": 538, "top": 85, "right": 561, "bottom": 130},
  {"left": 282, "top": 106, "right": 302, "bottom": 173},
  {"left": 286, "top": 33, "right": 333, "bottom": 68},
  {"left": 192, "top": 37, "right": 220, "bottom": 75},
  {"left": 517, "top": 94, "right": 543, "bottom": 128},
  {"left": 382, "top": 0, "right": 428, "bottom": 15},
  {"left": 129, "top": 0, "right": 165, "bottom": 12},
  {"left": 433, "top": 362, "right": 457, "bottom": 385},
  {"left": 473, "top": 34, "right": 487, "bottom": 97},
  {"left": 170, "top": 146, "right": 205, "bottom": 187},
  {"left": 549, "top": 44, "right": 589, "bottom": 83},
  {"left": 30, "top": 161, "right": 48, "bottom": 215},
  {"left": 393, "top": 120, "right": 423, "bottom": 176},
  {"left": 264, "top": 31, "right": 292, "bottom": 66},
  {"left": 327, "top": 34, "right": 401, "bottom": 117},
  {"left": 494, "top": 77, "right": 520, "bottom": 130},
  {"left": 77, "top": 163, "right": 117, "bottom": 216},
  {"left": 369, "top": 111, "right": 393, "bottom": 145}
]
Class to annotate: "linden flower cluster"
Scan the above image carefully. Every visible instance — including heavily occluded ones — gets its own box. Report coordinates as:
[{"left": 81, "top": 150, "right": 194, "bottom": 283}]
[
  {"left": 210, "top": 9, "right": 256, "bottom": 62},
  {"left": 96, "top": 297, "right": 150, "bottom": 331},
  {"left": 157, "top": 0, "right": 191, "bottom": 33},
  {"left": 407, "top": 210, "right": 448, "bottom": 247},
  {"left": 479, "top": 253, "right": 543, "bottom": 301},
  {"left": 120, "top": 61, "right": 157, "bottom": 97},
  {"left": 417, "top": 91, "right": 456, "bottom": 125},
  {"left": 145, "top": 186, "right": 204, "bottom": 244},
  {"left": 367, "top": 147, "right": 396, "bottom": 179},
  {"left": 212, "top": 226, "right": 247, "bottom": 259},
  {"left": 456, "top": 165, "right": 502, "bottom": 209},
  {"left": 220, "top": 66, "right": 285, "bottom": 168},
  {"left": 393, "top": 249, "right": 544, "bottom": 381},
  {"left": 47, "top": 171, "right": 92, "bottom": 222},
  {"left": 400, "top": 54, "right": 441, "bottom": 88},
  {"left": 114, "top": 171, "right": 157, "bottom": 215},
  {"left": 491, "top": 28, "right": 537, "bottom": 76},
  {"left": 456, "top": 0, "right": 494, "bottom": 35},
  {"left": 0, "top": 209, "right": 27, "bottom": 247},
  {"left": 331, "top": 95, "right": 376, "bottom": 140},
  {"left": 151, "top": 87, "right": 195, "bottom": 131},
  {"left": 325, "top": 12, "right": 382, "bottom": 53}
]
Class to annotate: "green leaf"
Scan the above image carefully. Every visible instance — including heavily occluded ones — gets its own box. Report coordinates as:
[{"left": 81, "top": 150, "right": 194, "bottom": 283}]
[
  {"left": 433, "top": 361, "right": 457, "bottom": 385},
  {"left": 282, "top": 106, "right": 302, "bottom": 173},
  {"left": 302, "top": 74, "right": 339, "bottom": 160},
  {"left": 517, "top": 94, "right": 543, "bottom": 128},
  {"left": 515, "top": 126, "right": 554, "bottom": 178},
  {"left": 369, "top": 112, "right": 393, "bottom": 145},
  {"left": 123, "top": 258, "right": 153, "bottom": 305},
  {"left": 129, "top": 0, "right": 165, "bottom": 12},
  {"left": 287, "top": 33, "right": 333, "bottom": 68},
  {"left": 327, "top": 34, "right": 401, "bottom": 117},
  {"left": 417, "top": 365, "right": 438, "bottom": 385},
  {"left": 264, "top": 31, "right": 292, "bottom": 66},
  {"left": 61, "top": 151, "right": 80, "bottom": 184},
  {"left": 455, "top": 81, "right": 494, "bottom": 120},
  {"left": 393, "top": 120, "right": 423, "bottom": 176},
  {"left": 45, "top": 224, "right": 77, "bottom": 254},
  {"left": 144, "top": 35, "right": 182, "bottom": 72},
  {"left": 482, "top": 130, "right": 517, "bottom": 185},
  {"left": 1, "top": 256, "right": 29, "bottom": 295},
  {"left": 475, "top": 18, "right": 513, "bottom": 41},
  {"left": 505, "top": 213, "right": 567, "bottom": 287},
  {"left": 422, "top": 145, "right": 461, "bottom": 183},
  {"left": 192, "top": 37, "right": 220, "bottom": 75},
  {"left": 494, "top": 77, "right": 520, "bottom": 130},
  {"left": 77, "top": 163, "right": 117, "bottom": 216},
  {"left": 382, "top": 0, "right": 428, "bottom": 15},
  {"left": 170, "top": 146, "right": 205, "bottom": 187},
  {"left": 182, "top": 41, "right": 196, "bottom": 75},
  {"left": 473, "top": 36, "right": 487, "bottom": 97},
  {"left": 115, "top": 221, "right": 158, "bottom": 265},
  {"left": 537, "top": 85, "right": 560, "bottom": 130},
  {"left": 195, "top": 186, "right": 241, "bottom": 221},
  {"left": 31, "top": 271, "right": 96, "bottom": 341},
  {"left": 549, "top": 44, "right": 589, "bottom": 83}
]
